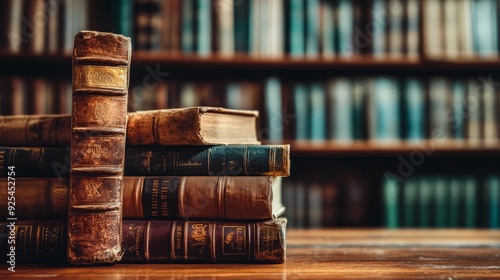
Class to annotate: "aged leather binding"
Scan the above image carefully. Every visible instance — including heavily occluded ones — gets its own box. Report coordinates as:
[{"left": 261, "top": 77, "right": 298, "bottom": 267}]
[
  {"left": 0, "top": 176, "right": 285, "bottom": 220},
  {"left": 126, "top": 107, "right": 260, "bottom": 145},
  {"left": 68, "top": 31, "right": 131, "bottom": 264},
  {"left": 0, "top": 115, "right": 71, "bottom": 147},
  {"left": 1, "top": 219, "right": 286, "bottom": 263},
  {"left": 0, "top": 145, "right": 290, "bottom": 177},
  {"left": 0, "top": 107, "right": 260, "bottom": 146}
]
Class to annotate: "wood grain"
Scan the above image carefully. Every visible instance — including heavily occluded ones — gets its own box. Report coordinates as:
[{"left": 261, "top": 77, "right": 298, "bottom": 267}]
[{"left": 1, "top": 229, "right": 499, "bottom": 279}]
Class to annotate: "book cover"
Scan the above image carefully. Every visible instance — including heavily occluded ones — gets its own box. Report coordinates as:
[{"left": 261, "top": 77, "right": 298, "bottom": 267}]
[
  {"left": 1, "top": 219, "right": 287, "bottom": 263},
  {"left": 0, "top": 145, "right": 290, "bottom": 177},
  {"left": 305, "top": 0, "right": 319, "bottom": 57},
  {"left": 383, "top": 176, "right": 399, "bottom": 228},
  {"left": 0, "top": 107, "right": 261, "bottom": 146},
  {"left": 309, "top": 83, "right": 326, "bottom": 140},
  {"left": 0, "top": 176, "right": 285, "bottom": 221},
  {"left": 293, "top": 83, "right": 309, "bottom": 140},
  {"left": 328, "top": 78, "right": 353, "bottom": 141},
  {"left": 403, "top": 78, "right": 425, "bottom": 141},
  {"left": 429, "top": 78, "right": 450, "bottom": 141}
]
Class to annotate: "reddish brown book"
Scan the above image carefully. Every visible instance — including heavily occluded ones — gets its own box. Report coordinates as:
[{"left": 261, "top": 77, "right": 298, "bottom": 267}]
[
  {"left": 68, "top": 31, "right": 131, "bottom": 265},
  {"left": 0, "top": 176, "right": 285, "bottom": 220},
  {"left": 0, "top": 219, "right": 286, "bottom": 263},
  {"left": 0, "top": 107, "right": 260, "bottom": 146}
]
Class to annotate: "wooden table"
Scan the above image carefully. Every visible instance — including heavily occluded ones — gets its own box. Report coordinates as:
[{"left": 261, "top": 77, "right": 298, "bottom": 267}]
[{"left": 1, "top": 229, "right": 499, "bottom": 279}]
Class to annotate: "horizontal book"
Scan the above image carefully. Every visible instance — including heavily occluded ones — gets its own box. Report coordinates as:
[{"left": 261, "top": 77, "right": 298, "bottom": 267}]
[
  {"left": 0, "top": 219, "right": 286, "bottom": 263},
  {"left": 0, "top": 145, "right": 290, "bottom": 177},
  {"left": 0, "top": 107, "right": 260, "bottom": 146},
  {"left": 0, "top": 176, "right": 285, "bottom": 220}
]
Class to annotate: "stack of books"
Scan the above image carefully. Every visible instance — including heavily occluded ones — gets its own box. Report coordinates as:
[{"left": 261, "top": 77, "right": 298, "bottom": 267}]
[{"left": 0, "top": 31, "right": 289, "bottom": 264}]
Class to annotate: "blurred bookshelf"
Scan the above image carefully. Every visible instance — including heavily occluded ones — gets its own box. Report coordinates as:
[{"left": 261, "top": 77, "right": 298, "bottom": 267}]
[{"left": 1, "top": 0, "right": 500, "bottom": 230}]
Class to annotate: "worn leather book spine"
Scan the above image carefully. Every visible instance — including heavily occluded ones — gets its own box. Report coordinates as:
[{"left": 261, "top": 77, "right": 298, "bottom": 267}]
[
  {"left": 1, "top": 219, "right": 287, "bottom": 263},
  {"left": 68, "top": 31, "right": 131, "bottom": 264},
  {"left": 0, "top": 145, "right": 290, "bottom": 177},
  {"left": 1, "top": 176, "right": 275, "bottom": 220},
  {"left": 126, "top": 107, "right": 260, "bottom": 145},
  {"left": 0, "top": 115, "right": 71, "bottom": 147}
]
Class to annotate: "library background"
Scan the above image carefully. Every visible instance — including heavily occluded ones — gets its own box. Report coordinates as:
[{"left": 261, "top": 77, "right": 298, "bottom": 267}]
[{"left": 1, "top": 0, "right": 500, "bottom": 234}]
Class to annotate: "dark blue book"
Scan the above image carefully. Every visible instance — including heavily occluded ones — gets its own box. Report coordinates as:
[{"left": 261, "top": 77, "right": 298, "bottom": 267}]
[
  {"left": 289, "top": 0, "right": 305, "bottom": 57},
  {"left": 264, "top": 77, "right": 283, "bottom": 141},
  {"left": 451, "top": 80, "right": 466, "bottom": 140},
  {"left": 197, "top": 0, "right": 212, "bottom": 56},
  {"left": 472, "top": 0, "right": 498, "bottom": 57},
  {"left": 234, "top": 0, "right": 250, "bottom": 53},
  {"left": 449, "top": 176, "right": 461, "bottom": 228},
  {"left": 419, "top": 176, "right": 433, "bottom": 228},
  {"left": 485, "top": 175, "right": 500, "bottom": 228},
  {"left": 383, "top": 177, "right": 399, "bottom": 229},
  {"left": 328, "top": 78, "right": 353, "bottom": 141},
  {"left": 371, "top": 0, "right": 386, "bottom": 56},
  {"left": 309, "top": 83, "right": 326, "bottom": 140},
  {"left": 305, "top": 0, "right": 319, "bottom": 57},
  {"left": 321, "top": 0, "right": 335, "bottom": 57},
  {"left": 337, "top": 0, "right": 354, "bottom": 56},
  {"left": 434, "top": 176, "right": 449, "bottom": 228},
  {"left": 181, "top": 0, "right": 195, "bottom": 53},
  {"left": 294, "top": 83, "right": 309, "bottom": 140},
  {"left": 370, "top": 77, "right": 400, "bottom": 141},
  {"left": 464, "top": 176, "right": 477, "bottom": 228},
  {"left": 404, "top": 78, "right": 425, "bottom": 141},
  {"left": 403, "top": 177, "right": 418, "bottom": 228}
]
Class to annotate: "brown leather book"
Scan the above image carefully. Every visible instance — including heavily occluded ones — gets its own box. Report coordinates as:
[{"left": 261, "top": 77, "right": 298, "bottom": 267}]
[
  {"left": 0, "top": 107, "right": 260, "bottom": 146},
  {"left": 0, "top": 176, "right": 285, "bottom": 220},
  {"left": 1, "top": 219, "right": 286, "bottom": 263},
  {"left": 68, "top": 31, "right": 131, "bottom": 265}
]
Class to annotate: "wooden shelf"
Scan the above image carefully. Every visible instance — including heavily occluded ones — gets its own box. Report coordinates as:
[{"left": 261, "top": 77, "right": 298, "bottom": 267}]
[
  {"left": 281, "top": 140, "right": 500, "bottom": 156},
  {"left": 2, "top": 52, "right": 500, "bottom": 78},
  {"left": 2, "top": 229, "right": 499, "bottom": 279}
]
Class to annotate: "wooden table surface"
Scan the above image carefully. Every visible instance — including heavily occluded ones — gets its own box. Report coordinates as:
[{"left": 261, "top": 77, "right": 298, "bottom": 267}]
[{"left": 1, "top": 229, "right": 499, "bottom": 279}]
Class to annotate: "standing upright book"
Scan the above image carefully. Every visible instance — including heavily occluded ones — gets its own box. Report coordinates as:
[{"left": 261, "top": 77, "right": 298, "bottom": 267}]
[{"left": 68, "top": 31, "right": 131, "bottom": 264}]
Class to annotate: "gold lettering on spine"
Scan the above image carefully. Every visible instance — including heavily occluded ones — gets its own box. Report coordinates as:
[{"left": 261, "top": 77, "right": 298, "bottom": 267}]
[
  {"left": 74, "top": 65, "right": 128, "bottom": 91},
  {"left": 175, "top": 225, "right": 182, "bottom": 250},
  {"left": 160, "top": 179, "right": 169, "bottom": 216},
  {"left": 151, "top": 179, "right": 159, "bottom": 217},
  {"left": 0, "top": 150, "right": 4, "bottom": 175},
  {"left": 222, "top": 226, "right": 246, "bottom": 255},
  {"left": 126, "top": 225, "right": 143, "bottom": 257},
  {"left": 260, "top": 227, "right": 278, "bottom": 257},
  {"left": 17, "top": 226, "right": 32, "bottom": 258}
]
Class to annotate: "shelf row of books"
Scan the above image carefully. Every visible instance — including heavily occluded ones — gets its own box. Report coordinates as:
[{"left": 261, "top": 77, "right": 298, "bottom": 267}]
[
  {"left": 129, "top": 0, "right": 420, "bottom": 58},
  {"left": 424, "top": 0, "right": 500, "bottom": 59},
  {"left": 282, "top": 170, "right": 499, "bottom": 229},
  {"left": 282, "top": 172, "right": 371, "bottom": 228},
  {"left": 3, "top": 0, "right": 500, "bottom": 59},
  {"left": 290, "top": 76, "right": 500, "bottom": 144},
  {"left": 3, "top": 75, "right": 500, "bottom": 145},
  {"left": 383, "top": 174, "right": 500, "bottom": 228},
  {"left": 0, "top": 0, "right": 457, "bottom": 59},
  {"left": 0, "top": 77, "right": 71, "bottom": 115},
  {"left": 0, "top": 31, "right": 290, "bottom": 264},
  {"left": 0, "top": 0, "right": 88, "bottom": 54}
]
